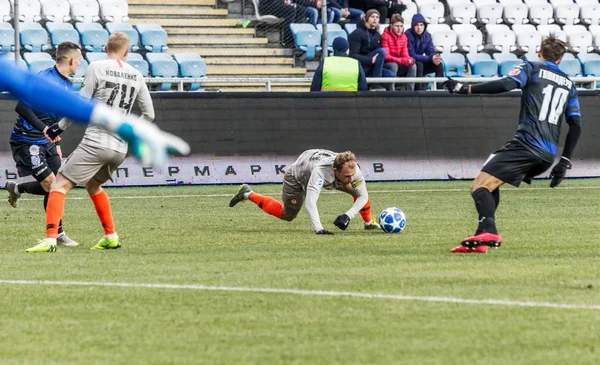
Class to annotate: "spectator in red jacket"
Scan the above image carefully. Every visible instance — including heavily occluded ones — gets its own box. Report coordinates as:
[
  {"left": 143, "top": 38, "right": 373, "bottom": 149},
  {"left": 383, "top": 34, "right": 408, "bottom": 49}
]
[{"left": 382, "top": 14, "right": 416, "bottom": 90}]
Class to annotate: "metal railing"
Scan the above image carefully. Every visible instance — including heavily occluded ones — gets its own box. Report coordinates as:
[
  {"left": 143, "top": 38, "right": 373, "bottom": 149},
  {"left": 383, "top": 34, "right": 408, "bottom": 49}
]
[{"left": 68, "top": 76, "right": 600, "bottom": 92}]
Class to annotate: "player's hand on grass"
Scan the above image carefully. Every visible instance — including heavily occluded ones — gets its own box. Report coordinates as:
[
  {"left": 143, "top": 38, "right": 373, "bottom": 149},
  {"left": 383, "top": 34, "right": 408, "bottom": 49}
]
[
  {"left": 316, "top": 229, "right": 334, "bottom": 235},
  {"left": 549, "top": 157, "right": 572, "bottom": 188},
  {"left": 333, "top": 214, "right": 351, "bottom": 230},
  {"left": 442, "top": 77, "right": 468, "bottom": 94}
]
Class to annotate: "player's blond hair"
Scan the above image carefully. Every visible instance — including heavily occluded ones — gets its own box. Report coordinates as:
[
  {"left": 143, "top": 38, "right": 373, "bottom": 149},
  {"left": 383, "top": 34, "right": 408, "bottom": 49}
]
[
  {"left": 334, "top": 151, "right": 357, "bottom": 170},
  {"left": 106, "top": 32, "right": 130, "bottom": 54}
]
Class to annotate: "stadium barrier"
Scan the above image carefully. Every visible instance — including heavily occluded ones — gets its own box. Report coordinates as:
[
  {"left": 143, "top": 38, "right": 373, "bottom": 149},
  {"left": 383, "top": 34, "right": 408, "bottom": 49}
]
[{"left": 1, "top": 91, "right": 600, "bottom": 186}]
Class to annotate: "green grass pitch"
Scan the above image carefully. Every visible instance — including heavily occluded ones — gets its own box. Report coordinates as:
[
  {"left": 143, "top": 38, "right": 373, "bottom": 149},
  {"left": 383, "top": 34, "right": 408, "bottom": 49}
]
[{"left": 1, "top": 179, "right": 599, "bottom": 364}]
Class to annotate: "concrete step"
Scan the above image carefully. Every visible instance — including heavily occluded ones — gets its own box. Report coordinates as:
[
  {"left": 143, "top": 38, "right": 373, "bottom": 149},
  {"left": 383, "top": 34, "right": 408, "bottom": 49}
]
[
  {"left": 169, "top": 36, "right": 268, "bottom": 45},
  {"left": 130, "top": 18, "right": 242, "bottom": 27},
  {"left": 207, "top": 66, "right": 307, "bottom": 76},
  {"left": 202, "top": 57, "right": 294, "bottom": 65},
  {"left": 167, "top": 47, "right": 294, "bottom": 57},
  {"left": 129, "top": 7, "right": 228, "bottom": 17},
  {"left": 164, "top": 27, "right": 255, "bottom": 35},
  {"left": 128, "top": 0, "right": 215, "bottom": 5}
]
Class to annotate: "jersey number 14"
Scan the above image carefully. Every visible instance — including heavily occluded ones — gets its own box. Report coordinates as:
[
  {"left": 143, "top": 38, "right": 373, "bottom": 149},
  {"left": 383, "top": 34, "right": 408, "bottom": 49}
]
[{"left": 539, "top": 85, "right": 569, "bottom": 125}]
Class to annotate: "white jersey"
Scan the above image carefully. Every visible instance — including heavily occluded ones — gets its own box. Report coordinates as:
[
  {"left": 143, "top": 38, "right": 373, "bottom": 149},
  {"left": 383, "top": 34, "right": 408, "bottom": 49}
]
[
  {"left": 290, "top": 149, "right": 369, "bottom": 232},
  {"left": 79, "top": 59, "right": 154, "bottom": 153}
]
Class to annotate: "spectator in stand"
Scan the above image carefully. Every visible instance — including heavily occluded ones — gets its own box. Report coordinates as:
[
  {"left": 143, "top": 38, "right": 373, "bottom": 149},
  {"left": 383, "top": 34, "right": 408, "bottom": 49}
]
[
  {"left": 405, "top": 13, "right": 444, "bottom": 90},
  {"left": 329, "top": 0, "right": 364, "bottom": 24},
  {"left": 348, "top": 0, "right": 406, "bottom": 24},
  {"left": 348, "top": 9, "right": 395, "bottom": 90},
  {"left": 260, "top": 0, "right": 311, "bottom": 46},
  {"left": 310, "top": 37, "right": 368, "bottom": 91},
  {"left": 382, "top": 14, "right": 416, "bottom": 90}
]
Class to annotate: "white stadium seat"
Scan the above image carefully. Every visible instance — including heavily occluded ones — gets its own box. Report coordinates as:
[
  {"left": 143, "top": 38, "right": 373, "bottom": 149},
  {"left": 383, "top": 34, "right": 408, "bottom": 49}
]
[
  {"left": 580, "top": 4, "right": 600, "bottom": 25},
  {"left": 41, "top": 0, "right": 71, "bottom": 22},
  {"left": 537, "top": 24, "right": 568, "bottom": 41},
  {"left": 554, "top": 4, "right": 581, "bottom": 25},
  {"left": 447, "top": 0, "right": 471, "bottom": 10},
  {"left": 564, "top": 25, "right": 593, "bottom": 52},
  {"left": 420, "top": 2, "right": 445, "bottom": 24},
  {"left": 517, "top": 29, "right": 542, "bottom": 52},
  {"left": 512, "top": 24, "right": 537, "bottom": 34},
  {"left": 504, "top": 3, "right": 530, "bottom": 24},
  {"left": 473, "top": 0, "right": 497, "bottom": 6},
  {"left": 524, "top": 0, "right": 548, "bottom": 6},
  {"left": 403, "top": 2, "right": 417, "bottom": 28},
  {"left": 19, "top": 0, "right": 41, "bottom": 22},
  {"left": 432, "top": 30, "right": 458, "bottom": 53},
  {"left": 550, "top": 0, "right": 573, "bottom": 6},
  {"left": 99, "top": 0, "right": 128, "bottom": 23},
  {"left": 427, "top": 24, "right": 451, "bottom": 35},
  {"left": 478, "top": 3, "right": 504, "bottom": 24},
  {"left": 70, "top": 0, "right": 100, "bottom": 22},
  {"left": 414, "top": 0, "right": 439, "bottom": 8},
  {"left": 0, "top": 0, "right": 11, "bottom": 22},
  {"left": 529, "top": 4, "right": 555, "bottom": 25},
  {"left": 589, "top": 25, "right": 600, "bottom": 50},
  {"left": 457, "top": 28, "right": 484, "bottom": 53},
  {"left": 490, "top": 28, "right": 517, "bottom": 52},
  {"left": 452, "top": 24, "right": 478, "bottom": 33},
  {"left": 451, "top": 2, "right": 477, "bottom": 24},
  {"left": 499, "top": 0, "right": 524, "bottom": 5},
  {"left": 575, "top": 0, "right": 597, "bottom": 6}
]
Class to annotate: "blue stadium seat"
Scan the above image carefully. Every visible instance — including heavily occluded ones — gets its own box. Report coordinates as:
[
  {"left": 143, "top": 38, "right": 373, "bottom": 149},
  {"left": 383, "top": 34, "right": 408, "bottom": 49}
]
[
  {"left": 23, "top": 52, "right": 54, "bottom": 73},
  {"left": 136, "top": 24, "right": 168, "bottom": 53},
  {"left": 583, "top": 59, "right": 600, "bottom": 76},
  {"left": 558, "top": 59, "right": 582, "bottom": 77},
  {"left": 75, "top": 22, "right": 104, "bottom": 33},
  {"left": 316, "top": 25, "right": 347, "bottom": 54},
  {"left": 126, "top": 52, "right": 149, "bottom": 77},
  {"left": 20, "top": 26, "right": 50, "bottom": 52},
  {"left": 577, "top": 52, "right": 600, "bottom": 64},
  {"left": 0, "top": 23, "right": 12, "bottom": 30},
  {"left": 79, "top": 27, "right": 108, "bottom": 52},
  {"left": 173, "top": 53, "right": 206, "bottom": 91},
  {"left": 46, "top": 23, "right": 79, "bottom": 49},
  {"left": 290, "top": 25, "right": 322, "bottom": 61},
  {"left": 442, "top": 53, "right": 465, "bottom": 77},
  {"left": 146, "top": 53, "right": 178, "bottom": 91},
  {"left": 472, "top": 60, "right": 499, "bottom": 77},
  {"left": 2, "top": 52, "right": 27, "bottom": 68},
  {"left": 466, "top": 52, "right": 491, "bottom": 69},
  {"left": 72, "top": 59, "right": 88, "bottom": 90},
  {"left": 86, "top": 52, "right": 107, "bottom": 63},
  {"left": 344, "top": 23, "right": 357, "bottom": 35},
  {"left": 492, "top": 52, "right": 517, "bottom": 63},
  {"left": 0, "top": 27, "right": 14, "bottom": 52},
  {"left": 106, "top": 23, "right": 140, "bottom": 52},
  {"left": 498, "top": 59, "right": 522, "bottom": 76}
]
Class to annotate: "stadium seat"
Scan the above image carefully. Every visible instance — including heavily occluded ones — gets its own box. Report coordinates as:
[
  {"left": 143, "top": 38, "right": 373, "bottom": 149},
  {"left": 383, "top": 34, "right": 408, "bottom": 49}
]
[
  {"left": 529, "top": 4, "right": 555, "bottom": 25},
  {"left": 420, "top": 2, "right": 445, "bottom": 24},
  {"left": 344, "top": 23, "right": 356, "bottom": 35},
  {"left": 251, "top": 0, "right": 284, "bottom": 24},
  {"left": 524, "top": 0, "right": 549, "bottom": 6},
  {"left": 0, "top": 26, "right": 14, "bottom": 52},
  {"left": 0, "top": 0, "right": 12, "bottom": 22},
  {"left": 126, "top": 52, "right": 149, "bottom": 76},
  {"left": 70, "top": 0, "right": 101, "bottom": 23},
  {"left": 42, "top": 0, "right": 71, "bottom": 23},
  {"left": 503, "top": 3, "right": 529, "bottom": 25},
  {"left": 23, "top": 52, "right": 54, "bottom": 73},
  {"left": 136, "top": 23, "right": 168, "bottom": 53},
  {"left": 428, "top": 24, "right": 451, "bottom": 35},
  {"left": 580, "top": 4, "right": 600, "bottom": 26},
  {"left": 99, "top": 0, "right": 129, "bottom": 23},
  {"left": 537, "top": 24, "right": 567, "bottom": 42},
  {"left": 466, "top": 52, "right": 491, "bottom": 69},
  {"left": 578, "top": 52, "right": 600, "bottom": 63},
  {"left": 316, "top": 24, "right": 347, "bottom": 53},
  {"left": 20, "top": 26, "right": 50, "bottom": 52},
  {"left": 499, "top": 0, "right": 524, "bottom": 5},
  {"left": 452, "top": 24, "right": 477, "bottom": 33},
  {"left": 432, "top": 30, "right": 458, "bottom": 54},
  {"left": 72, "top": 58, "right": 88, "bottom": 90},
  {"left": 558, "top": 58, "right": 582, "bottom": 76},
  {"left": 79, "top": 26, "right": 108, "bottom": 52},
  {"left": 550, "top": 0, "right": 573, "bottom": 6},
  {"left": 567, "top": 29, "right": 593, "bottom": 53},
  {"left": 290, "top": 24, "right": 321, "bottom": 60},
  {"left": 555, "top": 4, "right": 581, "bottom": 25},
  {"left": 146, "top": 52, "right": 178, "bottom": 91},
  {"left": 589, "top": 25, "right": 600, "bottom": 51},
  {"left": 517, "top": 29, "right": 542, "bottom": 53},
  {"left": 456, "top": 27, "right": 484, "bottom": 54},
  {"left": 173, "top": 53, "right": 206, "bottom": 91},
  {"left": 512, "top": 24, "right": 537, "bottom": 36},
  {"left": 576, "top": 0, "right": 597, "bottom": 6},
  {"left": 85, "top": 51, "right": 107, "bottom": 63},
  {"left": 488, "top": 26, "right": 517, "bottom": 53},
  {"left": 46, "top": 22, "right": 79, "bottom": 49},
  {"left": 3, "top": 52, "right": 27, "bottom": 68},
  {"left": 493, "top": 53, "right": 522, "bottom": 75},
  {"left": 442, "top": 53, "right": 466, "bottom": 77},
  {"left": 450, "top": 2, "right": 477, "bottom": 24},
  {"left": 402, "top": 2, "right": 417, "bottom": 28},
  {"left": 472, "top": 59, "right": 499, "bottom": 77},
  {"left": 477, "top": 3, "right": 504, "bottom": 24},
  {"left": 106, "top": 23, "right": 139, "bottom": 52},
  {"left": 18, "top": 0, "right": 41, "bottom": 23},
  {"left": 582, "top": 59, "right": 600, "bottom": 76}
]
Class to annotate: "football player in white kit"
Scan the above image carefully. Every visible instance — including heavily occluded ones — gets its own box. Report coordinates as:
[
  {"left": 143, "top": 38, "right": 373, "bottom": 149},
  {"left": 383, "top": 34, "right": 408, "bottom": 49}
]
[
  {"left": 229, "top": 149, "right": 379, "bottom": 234},
  {"left": 27, "top": 32, "right": 154, "bottom": 252}
]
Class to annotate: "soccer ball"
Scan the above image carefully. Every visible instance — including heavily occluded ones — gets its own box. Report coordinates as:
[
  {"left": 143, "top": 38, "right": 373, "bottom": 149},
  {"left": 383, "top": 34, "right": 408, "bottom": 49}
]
[{"left": 378, "top": 207, "right": 406, "bottom": 233}]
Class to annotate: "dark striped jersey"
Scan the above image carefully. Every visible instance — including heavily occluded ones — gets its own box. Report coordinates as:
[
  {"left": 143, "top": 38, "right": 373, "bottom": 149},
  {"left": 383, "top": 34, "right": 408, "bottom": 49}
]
[
  {"left": 10, "top": 66, "right": 73, "bottom": 145},
  {"left": 507, "top": 60, "right": 580, "bottom": 162}
]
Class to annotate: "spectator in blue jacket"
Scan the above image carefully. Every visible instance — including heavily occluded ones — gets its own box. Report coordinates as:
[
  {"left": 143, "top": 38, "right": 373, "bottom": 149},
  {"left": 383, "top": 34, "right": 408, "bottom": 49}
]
[{"left": 405, "top": 13, "right": 444, "bottom": 90}]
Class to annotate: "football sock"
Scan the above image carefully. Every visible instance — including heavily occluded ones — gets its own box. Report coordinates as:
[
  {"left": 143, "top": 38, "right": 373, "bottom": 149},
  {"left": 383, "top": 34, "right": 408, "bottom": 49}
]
[
  {"left": 491, "top": 188, "right": 500, "bottom": 210},
  {"left": 472, "top": 187, "right": 498, "bottom": 235},
  {"left": 248, "top": 192, "right": 283, "bottom": 219},
  {"left": 19, "top": 181, "right": 46, "bottom": 195},
  {"left": 46, "top": 191, "right": 65, "bottom": 239},
  {"left": 90, "top": 190, "right": 116, "bottom": 235},
  {"left": 44, "top": 194, "right": 64, "bottom": 235},
  {"left": 354, "top": 197, "right": 373, "bottom": 223}
]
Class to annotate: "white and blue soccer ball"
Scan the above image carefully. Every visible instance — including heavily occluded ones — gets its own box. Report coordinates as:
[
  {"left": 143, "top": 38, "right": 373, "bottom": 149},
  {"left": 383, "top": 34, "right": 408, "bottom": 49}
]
[{"left": 378, "top": 207, "right": 406, "bottom": 233}]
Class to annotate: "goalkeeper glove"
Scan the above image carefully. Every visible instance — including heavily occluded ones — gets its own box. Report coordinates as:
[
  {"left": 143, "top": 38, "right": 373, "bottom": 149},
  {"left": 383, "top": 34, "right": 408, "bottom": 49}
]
[
  {"left": 549, "top": 157, "right": 572, "bottom": 188},
  {"left": 316, "top": 229, "right": 334, "bottom": 235},
  {"left": 442, "top": 77, "right": 469, "bottom": 94},
  {"left": 333, "top": 214, "right": 350, "bottom": 230},
  {"left": 45, "top": 122, "right": 65, "bottom": 140}
]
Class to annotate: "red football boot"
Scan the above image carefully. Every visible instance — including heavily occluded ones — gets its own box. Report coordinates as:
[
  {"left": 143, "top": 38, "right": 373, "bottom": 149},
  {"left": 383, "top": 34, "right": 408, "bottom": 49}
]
[
  {"left": 450, "top": 245, "right": 489, "bottom": 253},
  {"left": 461, "top": 232, "right": 502, "bottom": 248}
]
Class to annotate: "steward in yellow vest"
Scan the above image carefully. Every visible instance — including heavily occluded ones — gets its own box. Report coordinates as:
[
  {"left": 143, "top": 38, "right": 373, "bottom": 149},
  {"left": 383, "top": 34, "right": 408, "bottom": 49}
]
[{"left": 310, "top": 37, "right": 368, "bottom": 92}]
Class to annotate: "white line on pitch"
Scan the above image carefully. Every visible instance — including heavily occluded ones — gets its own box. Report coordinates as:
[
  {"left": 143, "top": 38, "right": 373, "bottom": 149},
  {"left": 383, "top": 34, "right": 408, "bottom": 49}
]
[
  {"left": 12, "top": 185, "right": 600, "bottom": 201},
  {"left": 0, "top": 279, "right": 598, "bottom": 311}
]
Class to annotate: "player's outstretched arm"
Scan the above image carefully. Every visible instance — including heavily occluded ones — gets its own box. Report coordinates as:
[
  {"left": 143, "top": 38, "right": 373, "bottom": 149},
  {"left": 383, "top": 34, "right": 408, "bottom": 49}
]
[
  {"left": 442, "top": 77, "right": 520, "bottom": 95},
  {"left": 0, "top": 58, "right": 190, "bottom": 166}
]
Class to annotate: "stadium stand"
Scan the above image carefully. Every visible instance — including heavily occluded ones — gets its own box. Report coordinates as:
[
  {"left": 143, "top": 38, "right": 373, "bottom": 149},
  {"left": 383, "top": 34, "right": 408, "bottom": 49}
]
[
  {"left": 99, "top": 0, "right": 129, "bottom": 23},
  {"left": 106, "top": 22, "right": 140, "bottom": 51},
  {"left": 46, "top": 22, "right": 79, "bottom": 49},
  {"left": 0, "top": 0, "right": 12, "bottom": 22},
  {"left": 174, "top": 53, "right": 207, "bottom": 91},
  {"left": 126, "top": 52, "right": 149, "bottom": 76},
  {"left": 70, "top": 0, "right": 101, "bottom": 23},
  {"left": 20, "top": 23, "right": 50, "bottom": 52},
  {"left": 0, "top": 24, "right": 14, "bottom": 52},
  {"left": 42, "top": 0, "right": 71, "bottom": 23},
  {"left": 146, "top": 52, "right": 178, "bottom": 90},
  {"left": 23, "top": 52, "right": 54, "bottom": 73}
]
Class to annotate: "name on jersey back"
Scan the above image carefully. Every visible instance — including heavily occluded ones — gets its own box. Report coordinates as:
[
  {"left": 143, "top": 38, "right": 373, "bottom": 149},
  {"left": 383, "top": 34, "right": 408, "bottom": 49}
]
[
  {"left": 105, "top": 69, "right": 137, "bottom": 81},
  {"left": 539, "top": 69, "right": 572, "bottom": 89}
]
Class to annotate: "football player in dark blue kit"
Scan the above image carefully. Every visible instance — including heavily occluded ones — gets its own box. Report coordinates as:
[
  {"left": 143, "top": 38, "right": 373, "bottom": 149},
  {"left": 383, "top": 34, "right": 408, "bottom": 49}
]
[
  {"left": 5, "top": 42, "right": 82, "bottom": 247},
  {"left": 442, "top": 35, "right": 581, "bottom": 253}
]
